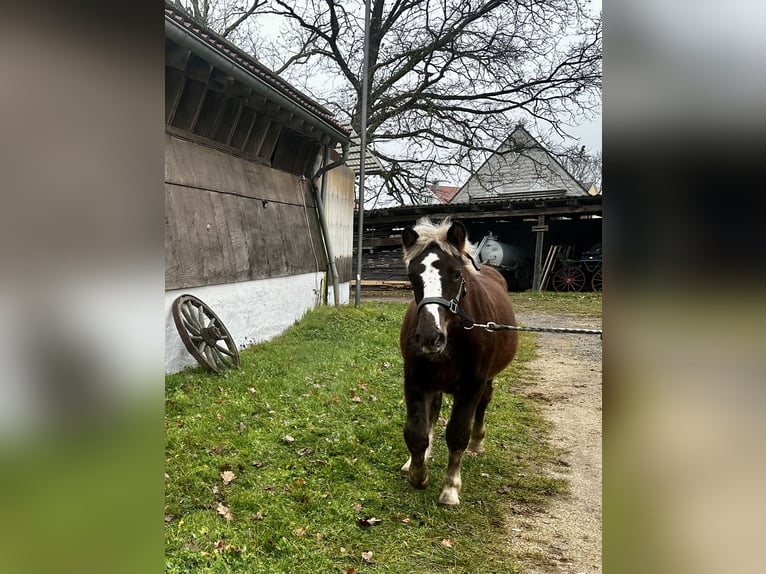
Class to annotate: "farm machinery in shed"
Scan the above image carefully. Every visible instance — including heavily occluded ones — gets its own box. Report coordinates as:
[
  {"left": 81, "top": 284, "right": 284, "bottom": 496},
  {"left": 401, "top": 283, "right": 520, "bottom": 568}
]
[
  {"left": 544, "top": 243, "right": 602, "bottom": 292},
  {"left": 475, "top": 232, "right": 534, "bottom": 291},
  {"left": 475, "top": 233, "right": 602, "bottom": 292}
]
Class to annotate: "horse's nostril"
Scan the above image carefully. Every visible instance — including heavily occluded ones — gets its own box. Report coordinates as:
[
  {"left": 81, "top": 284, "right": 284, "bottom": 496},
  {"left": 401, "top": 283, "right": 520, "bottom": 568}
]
[{"left": 434, "top": 332, "right": 446, "bottom": 347}]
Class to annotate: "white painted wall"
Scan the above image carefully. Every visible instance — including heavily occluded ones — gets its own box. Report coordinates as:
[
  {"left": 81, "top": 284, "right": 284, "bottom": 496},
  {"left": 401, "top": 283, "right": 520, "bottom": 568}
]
[{"left": 165, "top": 272, "right": 350, "bottom": 373}]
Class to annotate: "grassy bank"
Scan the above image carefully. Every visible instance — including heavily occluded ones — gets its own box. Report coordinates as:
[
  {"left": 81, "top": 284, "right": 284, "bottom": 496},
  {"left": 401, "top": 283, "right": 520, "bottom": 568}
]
[{"left": 165, "top": 298, "right": 598, "bottom": 573}]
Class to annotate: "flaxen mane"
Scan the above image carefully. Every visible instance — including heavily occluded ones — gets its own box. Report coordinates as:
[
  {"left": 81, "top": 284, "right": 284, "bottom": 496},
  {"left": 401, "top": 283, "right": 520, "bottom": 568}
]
[{"left": 402, "top": 217, "right": 479, "bottom": 274}]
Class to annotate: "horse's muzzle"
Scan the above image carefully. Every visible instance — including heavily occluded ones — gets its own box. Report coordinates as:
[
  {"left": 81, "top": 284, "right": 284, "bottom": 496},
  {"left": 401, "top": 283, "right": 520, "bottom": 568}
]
[{"left": 416, "top": 325, "right": 447, "bottom": 355}]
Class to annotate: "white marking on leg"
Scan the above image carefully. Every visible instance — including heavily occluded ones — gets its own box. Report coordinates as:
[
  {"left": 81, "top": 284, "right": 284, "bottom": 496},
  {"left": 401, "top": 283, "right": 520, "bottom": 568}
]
[
  {"left": 438, "top": 468, "right": 462, "bottom": 506},
  {"left": 425, "top": 428, "right": 434, "bottom": 460},
  {"left": 438, "top": 450, "right": 464, "bottom": 506},
  {"left": 401, "top": 456, "right": 411, "bottom": 473}
]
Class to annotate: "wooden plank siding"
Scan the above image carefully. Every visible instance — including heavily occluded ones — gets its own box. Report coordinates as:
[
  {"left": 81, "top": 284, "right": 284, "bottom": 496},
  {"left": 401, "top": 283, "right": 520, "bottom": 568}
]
[{"left": 165, "top": 134, "right": 327, "bottom": 290}]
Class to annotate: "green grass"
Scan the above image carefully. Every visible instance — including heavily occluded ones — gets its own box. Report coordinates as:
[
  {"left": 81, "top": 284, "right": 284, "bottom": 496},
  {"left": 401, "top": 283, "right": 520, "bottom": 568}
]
[
  {"left": 165, "top": 299, "right": 596, "bottom": 573},
  {"left": 511, "top": 290, "right": 602, "bottom": 316}
]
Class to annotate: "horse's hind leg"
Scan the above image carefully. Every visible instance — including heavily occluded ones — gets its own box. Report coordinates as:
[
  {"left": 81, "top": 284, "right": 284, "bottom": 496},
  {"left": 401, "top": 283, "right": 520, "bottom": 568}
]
[{"left": 468, "top": 381, "right": 494, "bottom": 454}]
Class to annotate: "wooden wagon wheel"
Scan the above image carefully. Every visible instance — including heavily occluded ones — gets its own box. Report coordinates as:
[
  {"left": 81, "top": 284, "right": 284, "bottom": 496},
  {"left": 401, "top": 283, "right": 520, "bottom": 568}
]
[
  {"left": 172, "top": 294, "right": 240, "bottom": 374},
  {"left": 552, "top": 266, "right": 587, "bottom": 292},
  {"left": 591, "top": 269, "right": 602, "bottom": 291}
]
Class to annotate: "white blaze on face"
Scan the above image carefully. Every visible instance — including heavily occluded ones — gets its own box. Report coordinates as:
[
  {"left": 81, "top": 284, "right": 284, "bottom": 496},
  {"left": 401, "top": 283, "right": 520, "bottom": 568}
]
[{"left": 419, "top": 252, "right": 444, "bottom": 330}]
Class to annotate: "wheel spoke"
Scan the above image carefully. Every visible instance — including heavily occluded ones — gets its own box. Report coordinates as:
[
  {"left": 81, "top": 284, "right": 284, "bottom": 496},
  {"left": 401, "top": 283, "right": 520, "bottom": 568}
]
[
  {"left": 182, "top": 318, "right": 201, "bottom": 336},
  {"left": 214, "top": 344, "right": 235, "bottom": 357},
  {"left": 180, "top": 305, "right": 200, "bottom": 330},
  {"left": 197, "top": 303, "right": 206, "bottom": 328}
]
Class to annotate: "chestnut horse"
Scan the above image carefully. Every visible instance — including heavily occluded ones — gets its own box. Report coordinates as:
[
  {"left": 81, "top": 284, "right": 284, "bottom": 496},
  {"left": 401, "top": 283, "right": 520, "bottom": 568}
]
[{"left": 399, "top": 218, "right": 518, "bottom": 505}]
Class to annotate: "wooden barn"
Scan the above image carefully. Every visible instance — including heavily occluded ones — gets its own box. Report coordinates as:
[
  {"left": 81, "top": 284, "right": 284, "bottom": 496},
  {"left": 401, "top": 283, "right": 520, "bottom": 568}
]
[
  {"left": 355, "top": 126, "right": 601, "bottom": 292},
  {"left": 164, "top": 2, "right": 354, "bottom": 373}
]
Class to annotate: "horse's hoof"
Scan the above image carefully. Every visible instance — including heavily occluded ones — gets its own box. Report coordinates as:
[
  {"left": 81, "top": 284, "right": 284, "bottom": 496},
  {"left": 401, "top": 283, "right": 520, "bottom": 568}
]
[
  {"left": 407, "top": 471, "right": 429, "bottom": 489},
  {"left": 467, "top": 440, "right": 485, "bottom": 455},
  {"left": 437, "top": 489, "right": 460, "bottom": 506}
]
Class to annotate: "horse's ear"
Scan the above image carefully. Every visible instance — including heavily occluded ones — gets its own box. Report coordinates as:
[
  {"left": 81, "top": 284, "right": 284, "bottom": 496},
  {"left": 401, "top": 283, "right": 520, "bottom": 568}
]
[
  {"left": 402, "top": 227, "right": 419, "bottom": 250},
  {"left": 446, "top": 220, "right": 467, "bottom": 251}
]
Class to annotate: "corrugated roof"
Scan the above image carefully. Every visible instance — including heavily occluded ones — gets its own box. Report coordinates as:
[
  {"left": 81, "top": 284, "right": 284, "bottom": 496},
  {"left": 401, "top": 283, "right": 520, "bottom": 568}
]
[
  {"left": 345, "top": 130, "right": 388, "bottom": 176},
  {"left": 164, "top": 1, "right": 349, "bottom": 139}
]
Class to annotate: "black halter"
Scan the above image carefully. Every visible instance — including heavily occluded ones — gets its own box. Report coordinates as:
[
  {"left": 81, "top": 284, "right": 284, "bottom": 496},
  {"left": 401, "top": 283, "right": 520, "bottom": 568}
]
[{"left": 416, "top": 277, "right": 476, "bottom": 327}]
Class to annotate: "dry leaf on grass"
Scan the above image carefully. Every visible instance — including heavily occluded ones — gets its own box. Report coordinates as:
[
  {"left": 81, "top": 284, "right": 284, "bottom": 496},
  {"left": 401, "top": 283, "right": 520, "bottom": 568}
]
[
  {"left": 293, "top": 527, "right": 308, "bottom": 537},
  {"left": 216, "top": 502, "right": 232, "bottom": 522},
  {"left": 358, "top": 517, "right": 382, "bottom": 528},
  {"left": 361, "top": 550, "right": 375, "bottom": 564},
  {"left": 221, "top": 470, "right": 236, "bottom": 485},
  {"left": 283, "top": 434, "right": 295, "bottom": 443},
  {"left": 441, "top": 538, "right": 455, "bottom": 547}
]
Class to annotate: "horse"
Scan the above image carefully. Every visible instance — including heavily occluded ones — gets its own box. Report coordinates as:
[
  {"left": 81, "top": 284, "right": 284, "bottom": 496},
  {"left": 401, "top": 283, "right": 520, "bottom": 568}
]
[{"left": 399, "top": 218, "right": 518, "bottom": 505}]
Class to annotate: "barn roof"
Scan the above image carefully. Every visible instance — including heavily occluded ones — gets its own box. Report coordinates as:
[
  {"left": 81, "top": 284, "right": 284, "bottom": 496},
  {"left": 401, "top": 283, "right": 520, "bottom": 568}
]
[
  {"left": 164, "top": 1, "right": 349, "bottom": 144},
  {"left": 451, "top": 125, "right": 589, "bottom": 204}
]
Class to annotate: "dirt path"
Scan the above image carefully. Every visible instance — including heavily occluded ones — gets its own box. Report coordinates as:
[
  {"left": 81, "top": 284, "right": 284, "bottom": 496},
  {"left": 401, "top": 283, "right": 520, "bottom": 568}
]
[{"left": 503, "top": 311, "right": 602, "bottom": 574}]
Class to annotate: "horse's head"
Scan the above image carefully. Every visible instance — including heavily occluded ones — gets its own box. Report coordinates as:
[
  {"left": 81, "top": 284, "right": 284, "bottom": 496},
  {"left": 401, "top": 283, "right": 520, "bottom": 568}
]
[{"left": 402, "top": 219, "right": 472, "bottom": 356}]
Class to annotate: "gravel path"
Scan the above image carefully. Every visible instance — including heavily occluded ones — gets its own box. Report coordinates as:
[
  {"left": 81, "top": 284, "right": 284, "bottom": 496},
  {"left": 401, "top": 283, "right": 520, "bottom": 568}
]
[{"left": 502, "top": 311, "right": 603, "bottom": 574}]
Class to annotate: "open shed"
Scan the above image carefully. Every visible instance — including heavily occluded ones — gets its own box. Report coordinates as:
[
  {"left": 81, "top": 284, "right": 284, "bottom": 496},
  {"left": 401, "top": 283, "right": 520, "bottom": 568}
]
[{"left": 164, "top": 2, "right": 354, "bottom": 373}]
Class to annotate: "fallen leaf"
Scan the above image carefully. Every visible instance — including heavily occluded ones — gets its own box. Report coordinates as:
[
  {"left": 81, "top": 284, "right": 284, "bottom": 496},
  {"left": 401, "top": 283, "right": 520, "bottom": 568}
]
[
  {"left": 238, "top": 422, "right": 246, "bottom": 431},
  {"left": 358, "top": 517, "right": 382, "bottom": 528},
  {"left": 340, "top": 547, "right": 347, "bottom": 554},
  {"left": 214, "top": 539, "right": 226, "bottom": 550},
  {"left": 252, "top": 461, "right": 265, "bottom": 468},
  {"left": 164, "top": 514, "right": 175, "bottom": 523},
  {"left": 250, "top": 511, "right": 264, "bottom": 521},
  {"left": 351, "top": 396, "right": 362, "bottom": 403},
  {"left": 211, "top": 486, "right": 219, "bottom": 494},
  {"left": 216, "top": 502, "right": 232, "bottom": 522},
  {"left": 361, "top": 551, "right": 375, "bottom": 564},
  {"left": 382, "top": 361, "right": 391, "bottom": 369},
  {"left": 209, "top": 445, "right": 225, "bottom": 455},
  {"left": 283, "top": 434, "right": 295, "bottom": 444},
  {"left": 263, "top": 484, "right": 274, "bottom": 491},
  {"left": 441, "top": 538, "right": 455, "bottom": 547},
  {"left": 248, "top": 387, "right": 257, "bottom": 394},
  {"left": 342, "top": 568, "right": 356, "bottom": 574},
  {"left": 293, "top": 478, "right": 305, "bottom": 486},
  {"left": 216, "top": 413, "right": 223, "bottom": 421},
  {"left": 297, "top": 447, "right": 314, "bottom": 456},
  {"left": 357, "top": 381, "right": 367, "bottom": 390},
  {"left": 164, "top": 472, "right": 169, "bottom": 480},
  {"left": 353, "top": 503, "right": 363, "bottom": 512},
  {"left": 293, "top": 527, "right": 307, "bottom": 537},
  {"left": 221, "top": 471, "right": 236, "bottom": 485}
]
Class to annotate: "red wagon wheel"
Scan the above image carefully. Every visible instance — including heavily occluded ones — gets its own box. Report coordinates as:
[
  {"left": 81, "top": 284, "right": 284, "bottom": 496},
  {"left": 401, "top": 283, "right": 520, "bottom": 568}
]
[
  {"left": 552, "top": 266, "right": 586, "bottom": 292},
  {"left": 172, "top": 294, "right": 240, "bottom": 374},
  {"left": 591, "top": 269, "right": 602, "bottom": 291}
]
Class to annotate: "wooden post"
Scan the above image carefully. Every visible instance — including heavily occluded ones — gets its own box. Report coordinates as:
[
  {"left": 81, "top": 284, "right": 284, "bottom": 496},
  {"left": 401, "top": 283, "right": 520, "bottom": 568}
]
[{"left": 531, "top": 215, "right": 548, "bottom": 291}]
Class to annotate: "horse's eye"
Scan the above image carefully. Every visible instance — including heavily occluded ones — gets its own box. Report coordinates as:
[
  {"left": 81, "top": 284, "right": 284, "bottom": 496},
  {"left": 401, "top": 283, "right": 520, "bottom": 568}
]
[{"left": 453, "top": 271, "right": 462, "bottom": 282}]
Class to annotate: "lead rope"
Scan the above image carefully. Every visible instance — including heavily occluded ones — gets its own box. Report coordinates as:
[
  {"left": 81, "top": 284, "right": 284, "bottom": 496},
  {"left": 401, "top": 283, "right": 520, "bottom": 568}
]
[{"left": 466, "top": 321, "right": 602, "bottom": 337}]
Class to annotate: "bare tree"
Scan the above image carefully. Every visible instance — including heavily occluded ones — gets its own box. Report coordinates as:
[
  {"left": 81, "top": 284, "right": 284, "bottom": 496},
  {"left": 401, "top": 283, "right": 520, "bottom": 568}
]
[
  {"left": 560, "top": 146, "right": 602, "bottom": 193},
  {"left": 176, "top": 0, "right": 601, "bottom": 206}
]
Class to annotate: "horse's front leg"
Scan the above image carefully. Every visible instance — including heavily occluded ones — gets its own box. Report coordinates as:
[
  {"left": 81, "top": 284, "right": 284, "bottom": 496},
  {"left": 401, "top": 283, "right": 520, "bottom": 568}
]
[
  {"left": 402, "top": 385, "right": 433, "bottom": 488},
  {"left": 439, "top": 388, "right": 483, "bottom": 506}
]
